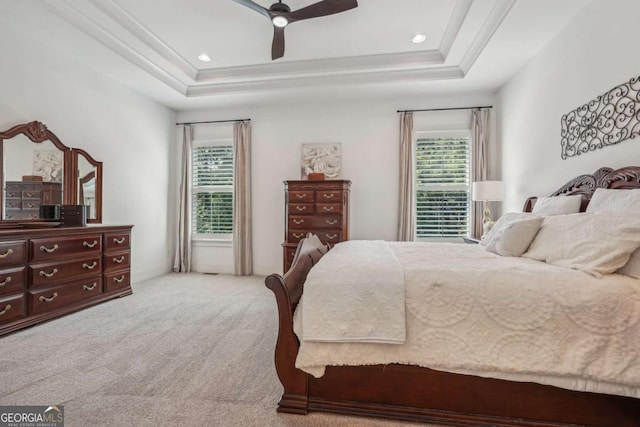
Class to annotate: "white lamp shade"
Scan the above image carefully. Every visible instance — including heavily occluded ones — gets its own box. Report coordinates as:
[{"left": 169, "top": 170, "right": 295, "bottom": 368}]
[{"left": 472, "top": 181, "right": 504, "bottom": 201}]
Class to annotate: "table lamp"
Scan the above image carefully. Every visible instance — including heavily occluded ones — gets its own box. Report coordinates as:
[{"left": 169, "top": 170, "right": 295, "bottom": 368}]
[{"left": 472, "top": 181, "right": 504, "bottom": 237}]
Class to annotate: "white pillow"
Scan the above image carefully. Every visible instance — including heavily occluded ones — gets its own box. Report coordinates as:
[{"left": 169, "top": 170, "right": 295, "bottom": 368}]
[
  {"left": 587, "top": 188, "right": 640, "bottom": 213},
  {"left": 522, "top": 213, "right": 640, "bottom": 277},
  {"left": 617, "top": 249, "right": 640, "bottom": 279},
  {"left": 531, "top": 195, "right": 582, "bottom": 215},
  {"left": 485, "top": 216, "right": 543, "bottom": 257},
  {"left": 479, "top": 212, "right": 538, "bottom": 246},
  {"left": 586, "top": 188, "right": 640, "bottom": 277}
]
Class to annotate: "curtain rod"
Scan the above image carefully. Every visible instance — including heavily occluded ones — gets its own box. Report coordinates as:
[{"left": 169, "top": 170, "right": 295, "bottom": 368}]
[
  {"left": 396, "top": 106, "right": 493, "bottom": 113},
  {"left": 175, "top": 118, "right": 251, "bottom": 125}
]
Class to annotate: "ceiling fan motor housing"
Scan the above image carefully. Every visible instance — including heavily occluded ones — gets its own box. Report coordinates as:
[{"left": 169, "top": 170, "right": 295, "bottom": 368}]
[{"left": 270, "top": 2, "right": 291, "bottom": 13}]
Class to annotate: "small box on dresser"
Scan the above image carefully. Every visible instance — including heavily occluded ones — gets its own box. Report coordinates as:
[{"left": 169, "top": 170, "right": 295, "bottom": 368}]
[{"left": 282, "top": 180, "right": 350, "bottom": 272}]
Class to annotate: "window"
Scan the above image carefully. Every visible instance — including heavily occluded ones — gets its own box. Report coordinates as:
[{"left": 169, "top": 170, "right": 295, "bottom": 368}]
[
  {"left": 415, "top": 132, "right": 470, "bottom": 240},
  {"left": 192, "top": 143, "right": 234, "bottom": 239}
]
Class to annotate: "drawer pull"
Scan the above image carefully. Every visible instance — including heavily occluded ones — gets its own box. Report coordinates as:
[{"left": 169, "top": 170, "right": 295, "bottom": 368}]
[
  {"left": 326, "top": 219, "right": 338, "bottom": 225},
  {"left": 0, "top": 304, "right": 11, "bottom": 316},
  {"left": 83, "top": 261, "right": 98, "bottom": 270},
  {"left": 39, "top": 293, "right": 58, "bottom": 303},
  {"left": 113, "top": 256, "right": 125, "bottom": 264},
  {"left": 293, "top": 233, "right": 304, "bottom": 239},
  {"left": 26, "top": 203, "right": 35, "bottom": 208},
  {"left": 293, "top": 219, "right": 304, "bottom": 225},
  {"left": 25, "top": 192, "right": 34, "bottom": 197},
  {"left": 113, "top": 275, "right": 125, "bottom": 284},
  {"left": 40, "top": 244, "right": 59, "bottom": 253},
  {"left": 39, "top": 268, "right": 58, "bottom": 278},
  {"left": 0, "top": 276, "right": 12, "bottom": 287},
  {"left": 323, "top": 194, "right": 335, "bottom": 199},
  {"left": 295, "top": 206, "right": 307, "bottom": 211},
  {"left": 113, "top": 237, "right": 126, "bottom": 244},
  {"left": 326, "top": 234, "right": 338, "bottom": 240},
  {"left": 323, "top": 206, "right": 334, "bottom": 212},
  {"left": 28, "top": 214, "right": 38, "bottom": 219},
  {"left": 83, "top": 283, "right": 98, "bottom": 291},
  {"left": 83, "top": 240, "right": 98, "bottom": 248},
  {"left": 0, "top": 248, "right": 14, "bottom": 258},
  {"left": 295, "top": 194, "right": 306, "bottom": 199}
]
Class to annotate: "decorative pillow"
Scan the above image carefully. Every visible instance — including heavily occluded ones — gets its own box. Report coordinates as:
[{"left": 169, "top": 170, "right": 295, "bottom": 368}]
[
  {"left": 587, "top": 188, "right": 640, "bottom": 213},
  {"left": 293, "top": 233, "right": 329, "bottom": 266},
  {"left": 531, "top": 194, "right": 582, "bottom": 215},
  {"left": 617, "top": 249, "right": 640, "bottom": 279},
  {"left": 522, "top": 213, "right": 640, "bottom": 277},
  {"left": 479, "top": 212, "right": 538, "bottom": 246},
  {"left": 485, "top": 216, "right": 543, "bottom": 257}
]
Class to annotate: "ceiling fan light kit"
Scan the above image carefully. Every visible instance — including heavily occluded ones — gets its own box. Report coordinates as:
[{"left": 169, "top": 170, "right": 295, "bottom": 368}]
[{"left": 232, "top": 0, "right": 358, "bottom": 60}]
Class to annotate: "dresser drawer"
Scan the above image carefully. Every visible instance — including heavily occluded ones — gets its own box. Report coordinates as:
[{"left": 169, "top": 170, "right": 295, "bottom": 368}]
[
  {"left": 103, "top": 250, "right": 130, "bottom": 273},
  {"left": 29, "top": 278, "right": 103, "bottom": 315},
  {"left": 5, "top": 197, "right": 20, "bottom": 207},
  {"left": 287, "top": 230, "right": 308, "bottom": 243},
  {"left": 104, "top": 232, "right": 131, "bottom": 251},
  {"left": 288, "top": 215, "right": 342, "bottom": 229},
  {"left": 104, "top": 270, "right": 130, "bottom": 293},
  {"left": 22, "top": 189, "right": 42, "bottom": 199},
  {"left": 22, "top": 200, "right": 41, "bottom": 210},
  {"left": 289, "top": 191, "right": 314, "bottom": 202},
  {"left": 0, "top": 240, "right": 27, "bottom": 268},
  {"left": 289, "top": 203, "right": 314, "bottom": 215},
  {"left": 0, "top": 266, "right": 26, "bottom": 297},
  {"left": 30, "top": 255, "right": 102, "bottom": 288},
  {"left": 0, "top": 293, "right": 27, "bottom": 325},
  {"left": 30, "top": 234, "right": 102, "bottom": 262},
  {"left": 316, "top": 230, "right": 343, "bottom": 244},
  {"left": 316, "top": 190, "right": 343, "bottom": 202},
  {"left": 315, "top": 203, "right": 342, "bottom": 215}
]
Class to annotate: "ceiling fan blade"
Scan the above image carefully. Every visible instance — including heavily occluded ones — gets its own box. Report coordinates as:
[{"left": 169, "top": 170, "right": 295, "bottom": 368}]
[
  {"left": 288, "top": 0, "right": 358, "bottom": 23},
  {"left": 271, "top": 26, "right": 285, "bottom": 60},
  {"left": 231, "top": 0, "right": 271, "bottom": 19}
]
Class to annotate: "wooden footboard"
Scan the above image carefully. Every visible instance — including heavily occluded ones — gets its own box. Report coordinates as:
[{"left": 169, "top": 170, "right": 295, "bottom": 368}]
[{"left": 265, "top": 240, "right": 640, "bottom": 426}]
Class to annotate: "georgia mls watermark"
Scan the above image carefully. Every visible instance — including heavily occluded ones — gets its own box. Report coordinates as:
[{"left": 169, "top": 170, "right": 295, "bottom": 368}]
[{"left": 0, "top": 406, "right": 64, "bottom": 427}]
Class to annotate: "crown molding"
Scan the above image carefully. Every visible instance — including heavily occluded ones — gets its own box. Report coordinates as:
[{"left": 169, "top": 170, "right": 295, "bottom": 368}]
[
  {"left": 187, "top": 66, "right": 465, "bottom": 97},
  {"left": 459, "top": 0, "right": 516, "bottom": 74},
  {"left": 46, "top": 0, "right": 188, "bottom": 95},
  {"left": 90, "top": 0, "right": 198, "bottom": 80},
  {"left": 440, "top": 0, "right": 474, "bottom": 59}
]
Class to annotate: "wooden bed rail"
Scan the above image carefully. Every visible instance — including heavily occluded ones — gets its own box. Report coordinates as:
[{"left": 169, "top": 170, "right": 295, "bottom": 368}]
[{"left": 264, "top": 252, "right": 315, "bottom": 414}]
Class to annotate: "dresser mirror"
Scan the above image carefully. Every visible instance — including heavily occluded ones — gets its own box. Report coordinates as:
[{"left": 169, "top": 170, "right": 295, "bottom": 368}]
[
  {"left": 74, "top": 148, "right": 102, "bottom": 223},
  {"left": 0, "top": 121, "right": 103, "bottom": 224}
]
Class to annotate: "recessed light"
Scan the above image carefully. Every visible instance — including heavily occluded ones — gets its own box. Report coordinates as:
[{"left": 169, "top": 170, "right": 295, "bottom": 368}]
[
  {"left": 198, "top": 53, "right": 211, "bottom": 63},
  {"left": 412, "top": 34, "right": 426, "bottom": 44}
]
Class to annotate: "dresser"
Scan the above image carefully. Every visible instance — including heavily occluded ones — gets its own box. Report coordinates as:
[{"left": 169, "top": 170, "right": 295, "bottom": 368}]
[
  {"left": 4, "top": 181, "right": 62, "bottom": 220},
  {"left": 0, "top": 225, "right": 132, "bottom": 336},
  {"left": 283, "top": 180, "right": 350, "bottom": 272}
]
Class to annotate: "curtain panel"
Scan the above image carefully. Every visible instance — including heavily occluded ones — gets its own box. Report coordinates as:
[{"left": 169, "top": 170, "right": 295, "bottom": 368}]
[
  {"left": 233, "top": 121, "right": 253, "bottom": 276},
  {"left": 173, "top": 125, "right": 193, "bottom": 272},
  {"left": 398, "top": 112, "right": 415, "bottom": 241},
  {"left": 471, "top": 109, "right": 490, "bottom": 239}
]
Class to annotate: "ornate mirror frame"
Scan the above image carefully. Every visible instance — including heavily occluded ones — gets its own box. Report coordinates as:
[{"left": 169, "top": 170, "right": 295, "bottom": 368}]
[
  {"left": 0, "top": 121, "right": 103, "bottom": 224},
  {"left": 72, "top": 148, "right": 103, "bottom": 224}
]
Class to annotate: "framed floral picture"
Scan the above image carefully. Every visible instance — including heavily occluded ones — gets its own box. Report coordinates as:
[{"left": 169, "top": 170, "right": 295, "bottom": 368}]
[
  {"left": 301, "top": 143, "right": 342, "bottom": 179},
  {"left": 33, "top": 150, "right": 63, "bottom": 182}
]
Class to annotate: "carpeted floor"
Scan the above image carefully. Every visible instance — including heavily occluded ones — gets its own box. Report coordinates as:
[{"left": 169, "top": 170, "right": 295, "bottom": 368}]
[{"left": 0, "top": 273, "right": 441, "bottom": 427}]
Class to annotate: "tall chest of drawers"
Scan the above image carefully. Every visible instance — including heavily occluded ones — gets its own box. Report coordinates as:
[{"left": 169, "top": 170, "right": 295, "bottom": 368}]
[
  {"left": 283, "top": 180, "right": 350, "bottom": 272},
  {"left": 0, "top": 225, "right": 132, "bottom": 336},
  {"left": 4, "top": 181, "right": 62, "bottom": 220}
]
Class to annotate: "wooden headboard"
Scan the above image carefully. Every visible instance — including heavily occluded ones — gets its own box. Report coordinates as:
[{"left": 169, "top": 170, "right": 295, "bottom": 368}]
[{"left": 523, "top": 166, "right": 640, "bottom": 212}]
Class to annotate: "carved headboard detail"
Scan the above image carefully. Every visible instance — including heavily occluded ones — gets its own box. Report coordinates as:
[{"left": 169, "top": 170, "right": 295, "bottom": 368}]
[{"left": 523, "top": 166, "right": 640, "bottom": 212}]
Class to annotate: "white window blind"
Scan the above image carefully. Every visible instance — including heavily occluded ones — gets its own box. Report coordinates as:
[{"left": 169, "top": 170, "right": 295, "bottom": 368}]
[
  {"left": 415, "top": 135, "right": 470, "bottom": 239},
  {"left": 192, "top": 144, "right": 234, "bottom": 237}
]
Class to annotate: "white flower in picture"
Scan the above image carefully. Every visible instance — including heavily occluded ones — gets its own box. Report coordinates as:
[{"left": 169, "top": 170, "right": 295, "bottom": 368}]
[{"left": 301, "top": 143, "right": 342, "bottom": 179}]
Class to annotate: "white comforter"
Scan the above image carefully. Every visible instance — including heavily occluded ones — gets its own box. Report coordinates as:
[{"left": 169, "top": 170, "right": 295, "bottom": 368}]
[
  {"left": 298, "top": 240, "right": 405, "bottom": 344},
  {"left": 293, "top": 242, "right": 640, "bottom": 399}
]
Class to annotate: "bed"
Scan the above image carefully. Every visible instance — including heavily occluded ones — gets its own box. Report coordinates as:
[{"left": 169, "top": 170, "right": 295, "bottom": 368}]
[{"left": 265, "top": 166, "right": 640, "bottom": 427}]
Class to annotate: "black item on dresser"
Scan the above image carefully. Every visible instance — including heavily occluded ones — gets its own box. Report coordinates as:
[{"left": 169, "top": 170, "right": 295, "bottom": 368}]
[{"left": 282, "top": 180, "right": 350, "bottom": 272}]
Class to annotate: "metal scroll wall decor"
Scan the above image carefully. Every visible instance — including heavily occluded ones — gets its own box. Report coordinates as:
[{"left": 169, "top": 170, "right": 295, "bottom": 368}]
[{"left": 561, "top": 75, "right": 640, "bottom": 159}]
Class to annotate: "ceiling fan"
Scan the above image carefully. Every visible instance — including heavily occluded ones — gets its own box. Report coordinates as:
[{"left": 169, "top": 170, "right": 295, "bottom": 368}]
[{"left": 232, "top": 0, "right": 358, "bottom": 60}]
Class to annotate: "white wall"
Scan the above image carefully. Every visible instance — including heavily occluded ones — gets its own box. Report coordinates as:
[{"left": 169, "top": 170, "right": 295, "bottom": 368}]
[
  {"left": 498, "top": 0, "right": 640, "bottom": 212},
  {"left": 0, "top": 25, "right": 176, "bottom": 282},
  {"left": 178, "top": 92, "right": 497, "bottom": 275}
]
